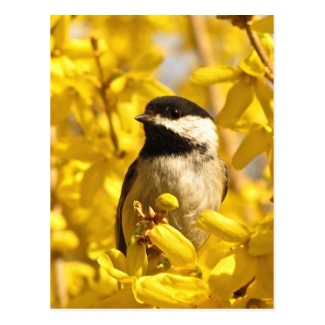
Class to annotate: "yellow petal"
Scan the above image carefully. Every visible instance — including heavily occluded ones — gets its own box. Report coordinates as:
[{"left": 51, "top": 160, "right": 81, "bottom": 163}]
[
  {"left": 71, "top": 90, "right": 99, "bottom": 140},
  {"left": 132, "top": 273, "right": 209, "bottom": 308},
  {"left": 137, "top": 79, "right": 175, "bottom": 98},
  {"left": 97, "top": 253, "right": 131, "bottom": 283},
  {"left": 254, "top": 78, "right": 274, "bottom": 127},
  {"left": 198, "top": 242, "right": 231, "bottom": 281},
  {"left": 115, "top": 92, "right": 140, "bottom": 132},
  {"left": 126, "top": 242, "right": 148, "bottom": 278},
  {"left": 110, "top": 75, "right": 127, "bottom": 93},
  {"left": 231, "top": 291, "right": 273, "bottom": 309},
  {"left": 209, "top": 246, "right": 256, "bottom": 300},
  {"left": 239, "top": 34, "right": 274, "bottom": 77},
  {"left": 51, "top": 138, "right": 97, "bottom": 161},
  {"left": 51, "top": 230, "right": 79, "bottom": 251},
  {"left": 66, "top": 290, "right": 101, "bottom": 308},
  {"left": 50, "top": 211, "right": 67, "bottom": 230},
  {"left": 96, "top": 286, "right": 154, "bottom": 309},
  {"left": 239, "top": 49, "right": 265, "bottom": 77},
  {"left": 106, "top": 248, "right": 127, "bottom": 273},
  {"left": 50, "top": 58, "right": 67, "bottom": 93},
  {"left": 268, "top": 146, "right": 274, "bottom": 182},
  {"left": 196, "top": 210, "right": 252, "bottom": 245},
  {"left": 89, "top": 266, "right": 118, "bottom": 297},
  {"left": 190, "top": 65, "right": 242, "bottom": 85},
  {"left": 50, "top": 35, "right": 55, "bottom": 53},
  {"left": 50, "top": 15, "right": 61, "bottom": 29},
  {"left": 50, "top": 88, "right": 73, "bottom": 125},
  {"left": 155, "top": 193, "right": 179, "bottom": 212},
  {"left": 249, "top": 211, "right": 274, "bottom": 256},
  {"left": 196, "top": 296, "right": 223, "bottom": 308},
  {"left": 63, "top": 262, "right": 95, "bottom": 297},
  {"left": 129, "top": 50, "right": 164, "bottom": 79},
  {"left": 86, "top": 229, "right": 115, "bottom": 260},
  {"left": 232, "top": 126, "right": 270, "bottom": 169},
  {"left": 253, "top": 254, "right": 274, "bottom": 298},
  {"left": 51, "top": 15, "right": 70, "bottom": 49},
  {"left": 149, "top": 224, "right": 197, "bottom": 267},
  {"left": 226, "top": 95, "right": 269, "bottom": 133},
  {"left": 251, "top": 15, "right": 274, "bottom": 34},
  {"left": 216, "top": 79, "right": 254, "bottom": 128},
  {"left": 61, "top": 38, "right": 108, "bottom": 59},
  {"left": 80, "top": 162, "right": 106, "bottom": 208}
]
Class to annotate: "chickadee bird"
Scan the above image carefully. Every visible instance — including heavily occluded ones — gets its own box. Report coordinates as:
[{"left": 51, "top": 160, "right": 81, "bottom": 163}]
[{"left": 115, "top": 96, "right": 228, "bottom": 255}]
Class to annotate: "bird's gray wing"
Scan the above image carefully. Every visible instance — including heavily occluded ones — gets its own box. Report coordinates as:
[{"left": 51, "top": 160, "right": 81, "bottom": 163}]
[
  {"left": 220, "top": 158, "right": 228, "bottom": 202},
  {"left": 115, "top": 158, "right": 139, "bottom": 255}
]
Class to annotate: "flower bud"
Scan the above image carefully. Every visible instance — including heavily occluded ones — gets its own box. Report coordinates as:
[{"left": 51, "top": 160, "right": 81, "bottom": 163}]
[{"left": 155, "top": 193, "right": 179, "bottom": 212}]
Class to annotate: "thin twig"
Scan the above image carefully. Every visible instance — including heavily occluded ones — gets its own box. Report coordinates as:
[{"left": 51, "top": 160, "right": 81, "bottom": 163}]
[
  {"left": 217, "top": 15, "right": 274, "bottom": 83},
  {"left": 243, "top": 17, "right": 274, "bottom": 83},
  {"left": 54, "top": 256, "right": 69, "bottom": 308},
  {"left": 90, "top": 37, "right": 119, "bottom": 152},
  {"left": 190, "top": 16, "right": 245, "bottom": 192}
]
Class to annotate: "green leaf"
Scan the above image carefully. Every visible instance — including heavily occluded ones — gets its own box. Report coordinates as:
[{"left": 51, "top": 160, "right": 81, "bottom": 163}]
[{"left": 190, "top": 65, "right": 242, "bottom": 85}]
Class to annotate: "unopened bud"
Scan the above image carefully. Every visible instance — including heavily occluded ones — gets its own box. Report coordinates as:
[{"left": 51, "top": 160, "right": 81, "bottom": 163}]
[{"left": 155, "top": 193, "right": 179, "bottom": 212}]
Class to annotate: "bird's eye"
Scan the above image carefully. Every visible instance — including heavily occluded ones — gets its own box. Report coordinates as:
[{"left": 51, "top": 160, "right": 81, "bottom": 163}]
[{"left": 170, "top": 108, "right": 181, "bottom": 119}]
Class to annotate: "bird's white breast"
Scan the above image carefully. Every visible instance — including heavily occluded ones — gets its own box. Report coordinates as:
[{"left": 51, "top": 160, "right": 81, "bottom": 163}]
[{"left": 122, "top": 153, "right": 224, "bottom": 250}]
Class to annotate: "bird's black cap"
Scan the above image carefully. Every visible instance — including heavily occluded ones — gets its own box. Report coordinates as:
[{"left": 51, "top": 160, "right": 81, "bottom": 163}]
[
  {"left": 143, "top": 96, "right": 213, "bottom": 120},
  {"left": 137, "top": 96, "right": 214, "bottom": 158}
]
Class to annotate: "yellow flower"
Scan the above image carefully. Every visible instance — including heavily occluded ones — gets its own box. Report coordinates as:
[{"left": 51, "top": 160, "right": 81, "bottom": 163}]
[
  {"left": 190, "top": 30, "right": 274, "bottom": 170},
  {"left": 149, "top": 224, "right": 197, "bottom": 270},
  {"left": 109, "top": 49, "right": 175, "bottom": 98},
  {"left": 98, "top": 220, "right": 212, "bottom": 308},
  {"left": 196, "top": 210, "right": 274, "bottom": 306},
  {"left": 132, "top": 273, "right": 209, "bottom": 308},
  {"left": 98, "top": 244, "right": 148, "bottom": 283}
]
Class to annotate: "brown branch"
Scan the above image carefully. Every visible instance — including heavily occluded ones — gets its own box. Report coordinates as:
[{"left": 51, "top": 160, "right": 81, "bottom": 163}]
[
  {"left": 54, "top": 256, "right": 69, "bottom": 308},
  {"left": 90, "top": 37, "right": 119, "bottom": 152},
  {"left": 243, "top": 17, "right": 274, "bottom": 83},
  {"left": 190, "top": 16, "right": 245, "bottom": 192},
  {"left": 216, "top": 15, "right": 274, "bottom": 83}
]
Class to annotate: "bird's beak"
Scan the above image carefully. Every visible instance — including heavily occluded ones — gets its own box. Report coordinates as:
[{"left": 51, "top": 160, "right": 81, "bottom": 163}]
[{"left": 135, "top": 113, "right": 155, "bottom": 124}]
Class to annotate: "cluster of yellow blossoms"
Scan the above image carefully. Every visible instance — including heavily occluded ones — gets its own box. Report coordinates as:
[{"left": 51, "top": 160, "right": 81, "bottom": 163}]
[{"left": 97, "top": 193, "right": 273, "bottom": 308}]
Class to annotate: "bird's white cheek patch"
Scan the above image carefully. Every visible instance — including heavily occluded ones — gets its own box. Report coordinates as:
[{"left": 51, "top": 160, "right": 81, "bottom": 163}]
[{"left": 155, "top": 115, "right": 218, "bottom": 148}]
